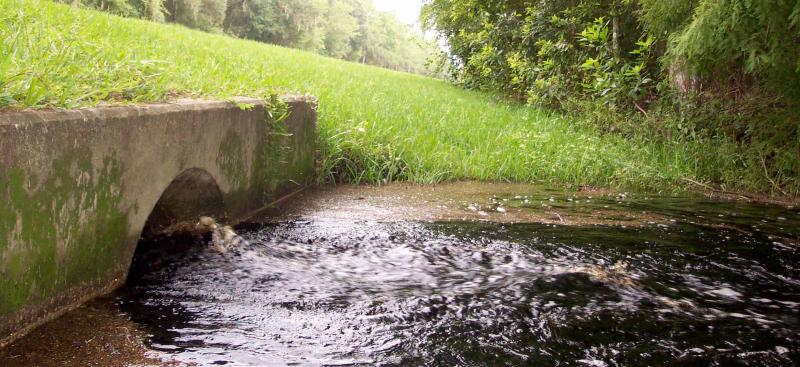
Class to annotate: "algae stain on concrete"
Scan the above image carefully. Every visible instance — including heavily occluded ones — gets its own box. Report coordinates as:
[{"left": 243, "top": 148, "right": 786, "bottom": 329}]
[
  {"left": 0, "top": 148, "right": 129, "bottom": 316},
  {"left": 292, "top": 112, "right": 317, "bottom": 182},
  {"left": 254, "top": 117, "right": 292, "bottom": 196},
  {"left": 216, "top": 129, "right": 247, "bottom": 189}
]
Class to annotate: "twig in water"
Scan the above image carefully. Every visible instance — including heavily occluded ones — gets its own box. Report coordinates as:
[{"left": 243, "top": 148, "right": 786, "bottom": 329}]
[
  {"left": 761, "top": 156, "right": 788, "bottom": 197},
  {"left": 681, "top": 178, "right": 753, "bottom": 201}
]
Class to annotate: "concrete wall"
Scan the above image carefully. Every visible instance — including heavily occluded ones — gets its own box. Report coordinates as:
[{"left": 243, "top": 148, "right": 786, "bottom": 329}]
[{"left": 0, "top": 97, "right": 317, "bottom": 345}]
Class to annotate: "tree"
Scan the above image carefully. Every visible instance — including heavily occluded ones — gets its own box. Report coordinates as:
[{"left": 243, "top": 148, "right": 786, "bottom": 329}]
[
  {"left": 323, "top": 0, "right": 358, "bottom": 59},
  {"left": 67, "top": 0, "right": 439, "bottom": 75},
  {"left": 165, "top": 0, "right": 228, "bottom": 32},
  {"left": 423, "top": 0, "right": 800, "bottom": 106}
]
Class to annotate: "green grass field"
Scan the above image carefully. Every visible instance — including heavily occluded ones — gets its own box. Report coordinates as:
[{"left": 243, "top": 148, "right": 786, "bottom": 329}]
[{"left": 0, "top": 0, "right": 766, "bottom": 194}]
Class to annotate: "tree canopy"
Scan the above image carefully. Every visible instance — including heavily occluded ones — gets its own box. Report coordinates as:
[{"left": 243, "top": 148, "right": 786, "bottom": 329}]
[
  {"left": 422, "top": 0, "right": 800, "bottom": 107},
  {"left": 68, "top": 0, "right": 438, "bottom": 75}
]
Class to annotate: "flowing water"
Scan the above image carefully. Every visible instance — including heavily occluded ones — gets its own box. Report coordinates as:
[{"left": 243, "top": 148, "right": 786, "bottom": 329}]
[
  {"left": 118, "top": 185, "right": 799, "bottom": 366},
  {"left": 2, "top": 184, "right": 798, "bottom": 366}
]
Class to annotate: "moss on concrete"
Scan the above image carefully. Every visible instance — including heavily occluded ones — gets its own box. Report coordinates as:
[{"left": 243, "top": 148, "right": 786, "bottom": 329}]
[
  {"left": 293, "top": 110, "right": 318, "bottom": 183},
  {"left": 216, "top": 129, "right": 247, "bottom": 189},
  {"left": 0, "top": 148, "right": 129, "bottom": 316},
  {"left": 226, "top": 104, "right": 297, "bottom": 214}
]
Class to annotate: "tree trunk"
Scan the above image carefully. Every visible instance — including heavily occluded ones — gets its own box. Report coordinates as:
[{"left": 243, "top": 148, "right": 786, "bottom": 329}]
[{"left": 611, "top": 12, "right": 620, "bottom": 61}]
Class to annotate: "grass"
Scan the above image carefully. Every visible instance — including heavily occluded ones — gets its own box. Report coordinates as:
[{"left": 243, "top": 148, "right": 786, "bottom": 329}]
[{"left": 0, "top": 0, "right": 785, "bottom": 196}]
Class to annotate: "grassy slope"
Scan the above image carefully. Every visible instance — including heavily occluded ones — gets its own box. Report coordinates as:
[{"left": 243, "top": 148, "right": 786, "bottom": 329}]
[{"left": 1, "top": 0, "right": 751, "bottom": 193}]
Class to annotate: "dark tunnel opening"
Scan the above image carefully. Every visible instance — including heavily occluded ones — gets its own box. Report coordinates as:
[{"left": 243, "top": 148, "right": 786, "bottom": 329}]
[{"left": 127, "top": 168, "right": 227, "bottom": 283}]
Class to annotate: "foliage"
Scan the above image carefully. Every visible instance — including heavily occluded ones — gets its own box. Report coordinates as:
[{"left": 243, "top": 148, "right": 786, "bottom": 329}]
[
  {"left": 59, "top": 0, "right": 438, "bottom": 75},
  {"left": 165, "top": 0, "right": 227, "bottom": 32},
  {"left": 3, "top": 0, "right": 796, "bottom": 197},
  {"left": 421, "top": 0, "right": 658, "bottom": 108},
  {"left": 423, "top": 0, "right": 800, "bottom": 104},
  {"left": 657, "top": 0, "right": 800, "bottom": 100},
  {"left": 422, "top": 0, "right": 799, "bottom": 196}
]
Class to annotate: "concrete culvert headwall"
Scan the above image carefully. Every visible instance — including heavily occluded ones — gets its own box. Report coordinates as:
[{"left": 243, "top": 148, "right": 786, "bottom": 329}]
[{"left": 0, "top": 97, "right": 317, "bottom": 346}]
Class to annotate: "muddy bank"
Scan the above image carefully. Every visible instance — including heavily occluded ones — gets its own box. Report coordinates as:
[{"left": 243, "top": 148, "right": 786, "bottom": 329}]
[
  {"left": 258, "top": 182, "right": 657, "bottom": 225},
  {"left": 0, "top": 297, "right": 182, "bottom": 367},
  {"left": 260, "top": 183, "right": 797, "bottom": 240}
]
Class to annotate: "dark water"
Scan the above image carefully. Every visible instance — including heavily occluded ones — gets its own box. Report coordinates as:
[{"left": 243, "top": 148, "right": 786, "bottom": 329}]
[{"left": 120, "top": 194, "right": 799, "bottom": 366}]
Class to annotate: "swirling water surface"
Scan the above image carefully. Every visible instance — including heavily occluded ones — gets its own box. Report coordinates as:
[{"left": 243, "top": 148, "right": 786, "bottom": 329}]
[{"left": 119, "top": 192, "right": 799, "bottom": 366}]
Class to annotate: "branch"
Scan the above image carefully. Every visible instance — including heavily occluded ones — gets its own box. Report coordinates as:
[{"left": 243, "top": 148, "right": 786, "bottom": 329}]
[
  {"left": 633, "top": 101, "right": 649, "bottom": 119},
  {"left": 761, "top": 156, "right": 788, "bottom": 196},
  {"left": 681, "top": 178, "right": 754, "bottom": 201}
]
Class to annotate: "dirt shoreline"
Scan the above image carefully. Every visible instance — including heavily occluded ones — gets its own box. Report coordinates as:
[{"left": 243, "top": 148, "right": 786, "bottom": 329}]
[{"left": 0, "top": 297, "right": 183, "bottom": 367}]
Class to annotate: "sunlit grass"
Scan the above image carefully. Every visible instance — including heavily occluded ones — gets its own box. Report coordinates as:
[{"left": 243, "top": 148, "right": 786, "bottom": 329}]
[{"left": 0, "top": 0, "right": 764, "bottom": 194}]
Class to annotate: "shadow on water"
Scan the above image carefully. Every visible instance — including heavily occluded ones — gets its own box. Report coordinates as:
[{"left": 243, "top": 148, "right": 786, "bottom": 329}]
[{"left": 115, "top": 187, "right": 800, "bottom": 366}]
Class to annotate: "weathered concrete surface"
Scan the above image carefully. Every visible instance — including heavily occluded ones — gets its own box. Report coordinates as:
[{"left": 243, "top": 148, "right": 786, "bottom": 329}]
[{"left": 0, "top": 97, "right": 317, "bottom": 346}]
